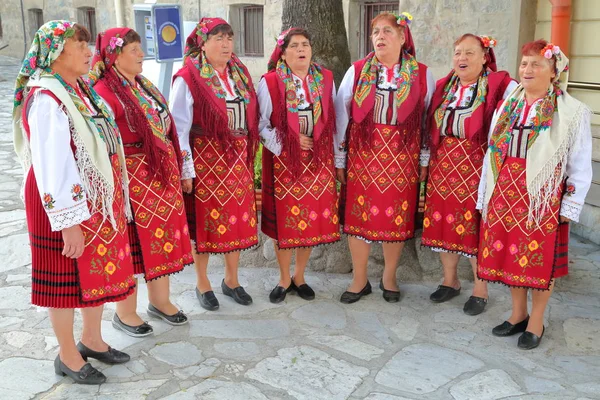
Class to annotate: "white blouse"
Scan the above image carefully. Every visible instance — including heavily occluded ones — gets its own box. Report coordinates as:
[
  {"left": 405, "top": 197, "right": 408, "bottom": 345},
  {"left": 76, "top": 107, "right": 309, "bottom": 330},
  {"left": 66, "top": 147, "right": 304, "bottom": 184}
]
[
  {"left": 446, "top": 80, "right": 518, "bottom": 109},
  {"left": 28, "top": 93, "right": 91, "bottom": 231},
  {"left": 334, "top": 63, "right": 436, "bottom": 169},
  {"left": 257, "top": 74, "right": 337, "bottom": 156},
  {"left": 170, "top": 71, "right": 240, "bottom": 180},
  {"left": 476, "top": 100, "right": 593, "bottom": 222}
]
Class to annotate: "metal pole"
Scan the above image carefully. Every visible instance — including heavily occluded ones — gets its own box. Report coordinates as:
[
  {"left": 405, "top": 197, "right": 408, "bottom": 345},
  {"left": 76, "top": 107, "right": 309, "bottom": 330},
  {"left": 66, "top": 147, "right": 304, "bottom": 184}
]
[
  {"left": 158, "top": 62, "right": 174, "bottom": 100},
  {"left": 19, "top": 0, "right": 28, "bottom": 60}
]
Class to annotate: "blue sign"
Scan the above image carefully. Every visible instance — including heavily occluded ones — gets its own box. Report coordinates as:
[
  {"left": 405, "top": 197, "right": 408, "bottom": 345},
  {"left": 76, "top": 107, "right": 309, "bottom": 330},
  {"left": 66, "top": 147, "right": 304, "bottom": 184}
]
[{"left": 152, "top": 5, "right": 183, "bottom": 62}]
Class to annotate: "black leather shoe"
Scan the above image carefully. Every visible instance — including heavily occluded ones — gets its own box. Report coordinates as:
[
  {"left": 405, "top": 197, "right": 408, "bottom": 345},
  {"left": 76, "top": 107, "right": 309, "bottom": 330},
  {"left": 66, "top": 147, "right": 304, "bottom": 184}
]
[
  {"left": 112, "top": 314, "right": 153, "bottom": 337},
  {"left": 77, "top": 342, "right": 130, "bottom": 365},
  {"left": 221, "top": 280, "right": 253, "bottom": 305},
  {"left": 340, "top": 281, "right": 372, "bottom": 304},
  {"left": 54, "top": 356, "right": 107, "bottom": 385},
  {"left": 196, "top": 287, "right": 219, "bottom": 311},
  {"left": 429, "top": 285, "right": 461, "bottom": 303},
  {"left": 147, "top": 304, "right": 188, "bottom": 326},
  {"left": 463, "top": 296, "right": 488, "bottom": 316},
  {"left": 269, "top": 284, "right": 293, "bottom": 303},
  {"left": 379, "top": 279, "right": 400, "bottom": 303},
  {"left": 518, "top": 327, "right": 545, "bottom": 350},
  {"left": 492, "top": 316, "right": 530, "bottom": 337},
  {"left": 291, "top": 279, "right": 315, "bottom": 301}
]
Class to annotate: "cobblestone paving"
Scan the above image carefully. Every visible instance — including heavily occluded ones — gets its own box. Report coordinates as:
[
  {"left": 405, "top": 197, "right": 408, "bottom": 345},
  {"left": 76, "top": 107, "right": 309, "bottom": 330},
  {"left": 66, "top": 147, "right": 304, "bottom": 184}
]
[{"left": 0, "top": 56, "right": 599, "bottom": 400}]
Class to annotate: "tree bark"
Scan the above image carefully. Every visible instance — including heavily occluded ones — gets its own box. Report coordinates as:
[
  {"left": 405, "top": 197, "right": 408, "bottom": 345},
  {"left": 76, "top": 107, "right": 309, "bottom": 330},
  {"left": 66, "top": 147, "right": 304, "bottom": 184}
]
[{"left": 281, "top": 0, "right": 352, "bottom": 86}]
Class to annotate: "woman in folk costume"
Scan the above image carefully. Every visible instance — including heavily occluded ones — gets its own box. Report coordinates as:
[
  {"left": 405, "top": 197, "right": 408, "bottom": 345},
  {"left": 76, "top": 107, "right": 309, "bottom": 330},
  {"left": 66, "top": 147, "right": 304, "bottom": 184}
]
[
  {"left": 171, "top": 18, "right": 260, "bottom": 311},
  {"left": 258, "top": 28, "right": 340, "bottom": 304},
  {"left": 13, "top": 21, "right": 135, "bottom": 384},
  {"left": 421, "top": 34, "right": 517, "bottom": 316},
  {"left": 477, "top": 40, "right": 592, "bottom": 349},
  {"left": 90, "top": 28, "right": 192, "bottom": 336},
  {"left": 334, "top": 12, "right": 435, "bottom": 304}
]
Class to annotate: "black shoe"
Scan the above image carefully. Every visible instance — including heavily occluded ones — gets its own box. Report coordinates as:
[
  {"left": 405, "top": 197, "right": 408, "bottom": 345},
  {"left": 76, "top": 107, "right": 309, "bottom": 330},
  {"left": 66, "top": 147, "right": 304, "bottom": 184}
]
[
  {"left": 463, "top": 296, "right": 488, "bottom": 316},
  {"left": 492, "top": 316, "right": 530, "bottom": 337},
  {"left": 518, "top": 327, "right": 545, "bottom": 350},
  {"left": 54, "top": 356, "right": 107, "bottom": 385},
  {"left": 112, "top": 314, "right": 153, "bottom": 338},
  {"left": 379, "top": 279, "right": 400, "bottom": 303},
  {"left": 340, "top": 281, "right": 372, "bottom": 304},
  {"left": 429, "top": 285, "right": 461, "bottom": 303},
  {"left": 269, "top": 284, "right": 293, "bottom": 303},
  {"left": 196, "top": 287, "right": 219, "bottom": 311},
  {"left": 76, "top": 342, "right": 130, "bottom": 365},
  {"left": 291, "top": 279, "right": 315, "bottom": 301},
  {"left": 221, "top": 280, "right": 253, "bottom": 305},
  {"left": 147, "top": 304, "right": 188, "bottom": 326}
]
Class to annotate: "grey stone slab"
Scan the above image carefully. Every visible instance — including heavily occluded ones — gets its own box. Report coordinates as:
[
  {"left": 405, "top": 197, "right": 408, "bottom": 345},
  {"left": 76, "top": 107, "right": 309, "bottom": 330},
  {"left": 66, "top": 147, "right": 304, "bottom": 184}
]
[
  {"left": 0, "top": 286, "right": 32, "bottom": 310},
  {"left": 194, "top": 358, "right": 222, "bottom": 378},
  {"left": 290, "top": 302, "right": 347, "bottom": 330},
  {"left": 246, "top": 345, "right": 369, "bottom": 400},
  {"left": 5, "top": 274, "right": 30, "bottom": 283},
  {"left": 434, "top": 307, "right": 480, "bottom": 325},
  {"left": 102, "top": 364, "right": 135, "bottom": 379},
  {"left": 0, "top": 234, "right": 30, "bottom": 273},
  {"left": 390, "top": 316, "right": 420, "bottom": 341},
  {"left": 564, "top": 318, "right": 600, "bottom": 353},
  {"left": 3, "top": 331, "right": 33, "bottom": 348},
  {"left": 189, "top": 319, "right": 290, "bottom": 339},
  {"left": 450, "top": 369, "right": 523, "bottom": 400},
  {"left": 573, "top": 382, "right": 600, "bottom": 395},
  {"left": 364, "top": 394, "right": 415, "bottom": 400},
  {"left": 149, "top": 341, "right": 204, "bottom": 367},
  {"left": 0, "top": 357, "right": 61, "bottom": 399},
  {"left": 163, "top": 379, "right": 268, "bottom": 400},
  {"left": 375, "top": 344, "right": 485, "bottom": 394},
  {"left": 349, "top": 311, "right": 392, "bottom": 344},
  {"left": 308, "top": 334, "right": 384, "bottom": 361},
  {"left": 553, "top": 356, "right": 600, "bottom": 376},
  {"left": 0, "top": 317, "right": 24, "bottom": 330},
  {"left": 524, "top": 376, "right": 565, "bottom": 394},
  {"left": 214, "top": 341, "right": 260, "bottom": 359}
]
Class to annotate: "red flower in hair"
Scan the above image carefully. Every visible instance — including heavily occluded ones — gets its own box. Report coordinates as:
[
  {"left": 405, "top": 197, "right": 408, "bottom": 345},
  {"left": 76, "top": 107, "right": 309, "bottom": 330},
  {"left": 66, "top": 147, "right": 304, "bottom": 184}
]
[{"left": 54, "top": 27, "right": 65, "bottom": 36}]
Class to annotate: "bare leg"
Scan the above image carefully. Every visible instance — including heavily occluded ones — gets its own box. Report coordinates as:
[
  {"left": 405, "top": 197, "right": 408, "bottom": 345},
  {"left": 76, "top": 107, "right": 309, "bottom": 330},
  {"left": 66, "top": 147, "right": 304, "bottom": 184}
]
[
  {"left": 293, "top": 248, "right": 313, "bottom": 285},
  {"left": 194, "top": 251, "right": 212, "bottom": 293},
  {"left": 223, "top": 251, "right": 241, "bottom": 288},
  {"left": 507, "top": 287, "right": 529, "bottom": 324},
  {"left": 274, "top": 245, "right": 293, "bottom": 288},
  {"left": 469, "top": 257, "right": 488, "bottom": 299},
  {"left": 528, "top": 281, "right": 554, "bottom": 336},
  {"left": 80, "top": 305, "right": 109, "bottom": 352},
  {"left": 382, "top": 242, "right": 404, "bottom": 291},
  {"left": 147, "top": 276, "right": 178, "bottom": 315},
  {"left": 346, "top": 236, "right": 371, "bottom": 292},
  {"left": 49, "top": 308, "right": 85, "bottom": 371},
  {"left": 115, "top": 280, "right": 143, "bottom": 326},
  {"left": 439, "top": 252, "right": 461, "bottom": 290}
]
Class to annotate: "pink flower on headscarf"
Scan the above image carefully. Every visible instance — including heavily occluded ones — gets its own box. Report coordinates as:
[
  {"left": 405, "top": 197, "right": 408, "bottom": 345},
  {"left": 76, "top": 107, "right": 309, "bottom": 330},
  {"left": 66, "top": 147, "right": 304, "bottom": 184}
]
[
  {"left": 543, "top": 49, "right": 553, "bottom": 59},
  {"left": 109, "top": 36, "right": 124, "bottom": 50}
]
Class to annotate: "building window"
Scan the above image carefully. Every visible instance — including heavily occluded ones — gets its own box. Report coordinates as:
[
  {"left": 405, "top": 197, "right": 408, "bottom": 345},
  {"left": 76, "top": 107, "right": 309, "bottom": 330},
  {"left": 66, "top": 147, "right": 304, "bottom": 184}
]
[
  {"left": 242, "top": 6, "right": 264, "bottom": 56},
  {"left": 77, "top": 7, "right": 97, "bottom": 42},
  {"left": 361, "top": 1, "right": 398, "bottom": 57},
  {"left": 28, "top": 9, "right": 44, "bottom": 41}
]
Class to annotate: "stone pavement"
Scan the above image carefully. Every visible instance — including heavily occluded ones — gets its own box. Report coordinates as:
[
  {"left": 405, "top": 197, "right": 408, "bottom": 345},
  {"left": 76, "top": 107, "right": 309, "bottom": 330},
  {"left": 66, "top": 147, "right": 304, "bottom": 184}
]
[{"left": 1, "top": 55, "right": 600, "bottom": 400}]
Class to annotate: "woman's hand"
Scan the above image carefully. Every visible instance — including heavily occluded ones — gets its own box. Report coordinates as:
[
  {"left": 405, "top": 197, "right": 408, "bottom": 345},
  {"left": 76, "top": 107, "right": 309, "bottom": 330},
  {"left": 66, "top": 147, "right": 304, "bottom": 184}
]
[
  {"left": 181, "top": 179, "right": 193, "bottom": 194},
  {"left": 559, "top": 216, "right": 571, "bottom": 223},
  {"left": 299, "top": 135, "right": 314, "bottom": 151},
  {"left": 62, "top": 225, "right": 85, "bottom": 259},
  {"left": 336, "top": 168, "right": 347, "bottom": 184}
]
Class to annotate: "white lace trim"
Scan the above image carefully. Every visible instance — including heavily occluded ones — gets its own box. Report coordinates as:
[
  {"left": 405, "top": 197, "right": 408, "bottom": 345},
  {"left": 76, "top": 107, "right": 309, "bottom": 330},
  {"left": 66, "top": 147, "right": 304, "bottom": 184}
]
[
  {"left": 420, "top": 148, "right": 430, "bottom": 167},
  {"left": 335, "top": 155, "right": 347, "bottom": 169},
  {"left": 47, "top": 202, "right": 91, "bottom": 232},
  {"left": 181, "top": 159, "right": 196, "bottom": 179},
  {"left": 560, "top": 198, "right": 583, "bottom": 222}
]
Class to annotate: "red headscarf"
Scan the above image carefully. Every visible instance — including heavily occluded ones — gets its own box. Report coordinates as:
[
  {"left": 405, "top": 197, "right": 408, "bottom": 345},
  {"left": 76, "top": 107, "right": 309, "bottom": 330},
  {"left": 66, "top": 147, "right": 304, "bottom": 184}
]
[
  {"left": 267, "top": 27, "right": 294, "bottom": 72},
  {"left": 90, "top": 27, "right": 181, "bottom": 185},
  {"left": 183, "top": 17, "right": 229, "bottom": 62}
]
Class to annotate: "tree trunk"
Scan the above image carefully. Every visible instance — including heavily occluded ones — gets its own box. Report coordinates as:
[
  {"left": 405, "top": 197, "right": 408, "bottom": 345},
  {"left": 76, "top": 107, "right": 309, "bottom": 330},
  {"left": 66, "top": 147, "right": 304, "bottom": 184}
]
[{"left": 281, "top": 0, "right": 352, "bottom": 86}]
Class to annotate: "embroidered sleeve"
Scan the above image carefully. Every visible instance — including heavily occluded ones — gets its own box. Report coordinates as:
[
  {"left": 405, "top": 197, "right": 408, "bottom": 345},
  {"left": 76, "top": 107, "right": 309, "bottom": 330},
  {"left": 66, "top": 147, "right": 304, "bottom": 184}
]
[
  {"left": 29, "top": 93, "right": 91, "bottom": 231},
  {"left": 561, "top": 108, "right": 592, "bottom": 222},
  {"left": 334, "top": 66, "right": 354, "bottom": 169},
  {"left": 418, "top": 69, "right": 436, "bottom": 168},
  {"left": 170, "top": 77, "right": 195, "bottom": 179},
  {"left": 502, "top": 80, "right": 519, "bottom": 100},
  {"left": 257, "top": 78, "right": 282, "bottom": 156}
]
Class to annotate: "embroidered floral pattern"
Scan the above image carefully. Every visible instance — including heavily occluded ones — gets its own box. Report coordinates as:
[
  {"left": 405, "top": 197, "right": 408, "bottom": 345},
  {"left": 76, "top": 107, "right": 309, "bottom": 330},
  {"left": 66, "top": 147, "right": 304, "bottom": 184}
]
[
  {"left": 43, "top": 193, "right": 56, "bottom": 210},
  {"left": 71, "top": 184, "right": 84, "bottom": 201}
]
